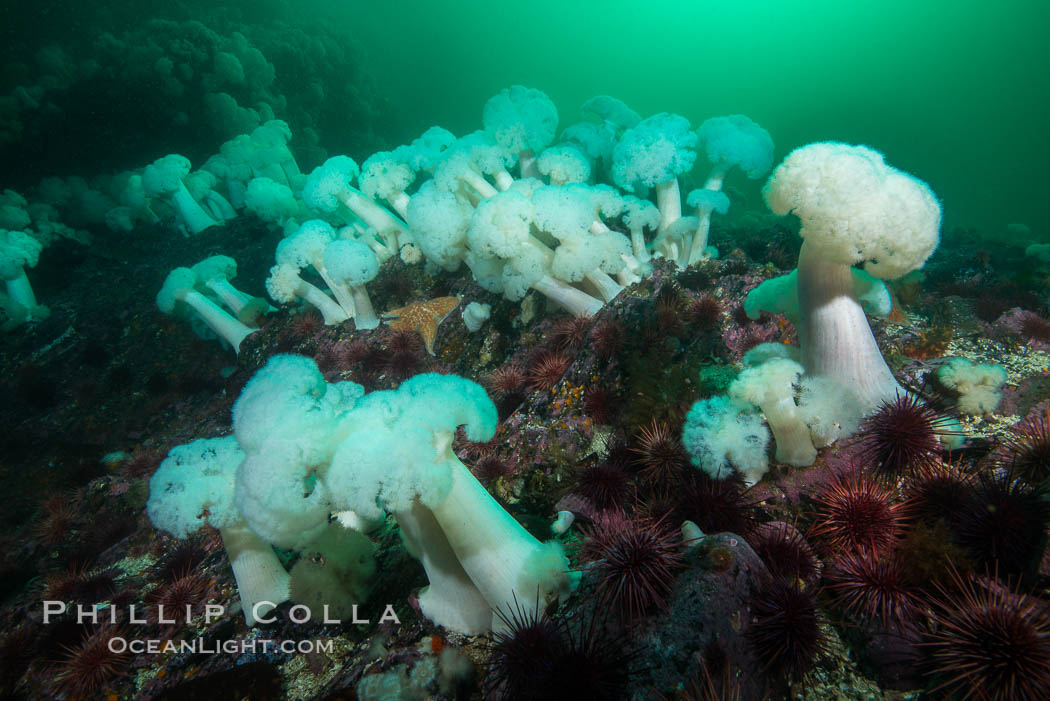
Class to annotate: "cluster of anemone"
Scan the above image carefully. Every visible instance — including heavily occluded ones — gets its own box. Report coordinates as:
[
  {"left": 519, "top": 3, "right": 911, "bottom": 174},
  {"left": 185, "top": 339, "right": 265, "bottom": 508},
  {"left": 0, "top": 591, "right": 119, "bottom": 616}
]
[
  {"left": 130, "top": 86, "right": 779, "bottom": 352},
  {"left": 157, "top": 254, "right": 270, "bottom": 354},
  {"left": 0, "top": 228, "right": 50, "bottom": 329},
  {"left": 144, "top": 354, "right": 579, "bottom": 634},
  {"left": 2, "top": 15, "right": 380, "bottom": 189}
]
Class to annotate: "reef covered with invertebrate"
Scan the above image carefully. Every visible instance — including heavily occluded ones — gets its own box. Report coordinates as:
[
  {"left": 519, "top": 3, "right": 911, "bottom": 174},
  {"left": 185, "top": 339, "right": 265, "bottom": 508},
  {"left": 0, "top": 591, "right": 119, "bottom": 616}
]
[{"left": 1, "top": 3, "right": 1049, "bottom": 700}]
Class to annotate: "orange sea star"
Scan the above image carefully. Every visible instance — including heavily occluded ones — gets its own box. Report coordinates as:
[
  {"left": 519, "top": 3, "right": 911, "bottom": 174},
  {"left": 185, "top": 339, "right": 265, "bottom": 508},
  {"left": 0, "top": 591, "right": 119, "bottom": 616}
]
[{"left": 382, "top": 296, "right": 460, "bottom": 355}]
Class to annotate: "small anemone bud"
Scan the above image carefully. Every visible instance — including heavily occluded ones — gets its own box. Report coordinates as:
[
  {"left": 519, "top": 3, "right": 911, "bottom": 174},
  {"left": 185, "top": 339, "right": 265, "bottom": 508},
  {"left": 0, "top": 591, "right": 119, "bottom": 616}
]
[
  {"left": 682, "top": 520, "right": 705, "bottom": 546},
  {"left": 551, "top": 510, "right": 575, "bottom": 535}
]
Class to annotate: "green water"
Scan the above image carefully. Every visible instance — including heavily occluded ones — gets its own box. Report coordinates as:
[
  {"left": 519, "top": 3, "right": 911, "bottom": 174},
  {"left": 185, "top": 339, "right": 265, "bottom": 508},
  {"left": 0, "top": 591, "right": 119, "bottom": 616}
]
[
  {"left": 3, "top": 0, "right": 1047, "bottom": 241},
  {"left": 327, "top": 0, "right": 1048, "bottom": 241}
]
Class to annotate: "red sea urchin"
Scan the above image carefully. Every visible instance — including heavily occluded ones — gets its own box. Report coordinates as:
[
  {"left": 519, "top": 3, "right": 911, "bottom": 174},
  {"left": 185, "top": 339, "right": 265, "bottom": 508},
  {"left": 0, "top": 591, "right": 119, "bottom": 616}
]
[
  {"left": 486, "top": 601, "right": 634, "bottom": 701},
  {"left": 630, "top": 419, "right": 687, "bottom": 491},
  {"left": 826, "top": 550, "right": 918, "bottom": 628},
  {"left": 49, "top": 625, "right": 130, "bottom": 699},
  {"left": 33, "top": 495, "right": 78, "bottom": 547},
  {"left": 685, "top": 294, "right": 723, "bottom": 332},
  {"left": 746, "top": 576, "right": 826, "bottom": 682},
  {"left": 472, "top": 455, "right": 512, "bottom": 486},
  {"left": 526, "top": 350, "right": 572, "bottom": 392},
  {"left": 653, "top": 288, "right": 684, "bottom": 336},
  {"left": 809, "top": 470, "right": 908, "bottom": 554},
  {"left": 578, "top": 511, "right": 684, "bottom": 627},
  {"left": 548, "top": 315, "right": 592, "bottom": 351},
  {"left": 905, "top": 460, "right": 973, "bottom": 526},
  {"left": 923, "top": 570, "right": 1050, "bottom": 701},
  {"left": 575, "top": 459, "right": 634, "bottom": 512},
  {"left": 152, "top": 537, "right": 214, "bottom": 584},
  {"left": 45, "top": 566, "right": 119, "bottom": 604},
  {"left": 748, "top": 521, "right": 821, "bottom": 587},
  {"left": 289, "top": 310, "right": 324, "bottom": 338},
  {"left": 582, "top": 385, "right": 618, "bottom": 426},
  {"left": 677, "top": 472, "right": 758, "bottom": 538},
  {"left": 384, "top": 329, "right": 425, "bottom": 379},
  {"left": 484, "top": 363, "right": 528, "bottom": 400},
  {"left": 387, "top": 327, "right": 420, "bottom": 354},
  {"left": 1020, "top": 313, "right": 1050, "bottom": 345},
  {"left": 146, "top": 570, "right": 212, "bottom": 626},
  {"left": 120, "top": 445, "right": 164, "bottom": 480},
  {"left": 954, "top": 470, "right": 1050, "bottom": 580},
  {"left": 992, "top": 405, "right": 1050, "bottom": 485},
  {"left": 486, "top": 600, "right": 564, "bottom": 698},
  {"left": 852, "top": 393, "right": 952, "bottom": 480},
  {"left": 591, "top": 318, "right": 626, "bottom": 359}
]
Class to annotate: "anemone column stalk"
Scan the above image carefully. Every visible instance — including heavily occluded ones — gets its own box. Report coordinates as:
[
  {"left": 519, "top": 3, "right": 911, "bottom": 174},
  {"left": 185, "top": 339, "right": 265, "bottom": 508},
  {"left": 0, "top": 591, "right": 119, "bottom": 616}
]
[{"left": 796, "top": 241, "right": 904, "bottom": 413}]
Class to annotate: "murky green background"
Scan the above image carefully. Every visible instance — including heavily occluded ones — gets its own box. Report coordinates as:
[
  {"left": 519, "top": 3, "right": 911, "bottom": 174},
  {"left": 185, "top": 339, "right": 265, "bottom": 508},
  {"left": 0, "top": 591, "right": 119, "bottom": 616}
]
[
  {"left": 331, "top": 0, "right": 1048, "bottom": 240},
  {"left": 4, "top": 0, "right": 1048, "bottom": 240}
]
